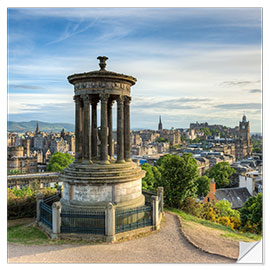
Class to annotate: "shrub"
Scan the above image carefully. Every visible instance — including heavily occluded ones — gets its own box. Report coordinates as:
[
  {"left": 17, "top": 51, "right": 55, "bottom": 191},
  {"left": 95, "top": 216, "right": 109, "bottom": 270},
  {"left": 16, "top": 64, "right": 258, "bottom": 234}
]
[
  {"left": 240, "top": 193, "right": 262, "bottom": 234},
  {"left": 200, "top": 202, "right": 219, "bottom": 222},
  {"left": 229, "top": 216, "right": 241, "bottom": 230},
  {"left": 8, "top": 187, "right": 58, "bottom": 220},
  {"left": 217, "top": 216, "right": 233, "bottom": 229},
  {"left": 179, "top": 197, "right": 202, "bottom": 217},
  {"left": 215, "top": 200, "right": 240, "bottom": 219}
]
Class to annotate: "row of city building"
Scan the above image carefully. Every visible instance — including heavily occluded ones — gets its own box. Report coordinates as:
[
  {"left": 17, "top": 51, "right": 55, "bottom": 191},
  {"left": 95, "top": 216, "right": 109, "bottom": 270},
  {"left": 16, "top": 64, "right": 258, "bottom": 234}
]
[
  {"left": 7, "top": 123, "right": 75, "bottom": 174},
  {"left": 7, "top": 114, "right": 258, "bottom": 177}
]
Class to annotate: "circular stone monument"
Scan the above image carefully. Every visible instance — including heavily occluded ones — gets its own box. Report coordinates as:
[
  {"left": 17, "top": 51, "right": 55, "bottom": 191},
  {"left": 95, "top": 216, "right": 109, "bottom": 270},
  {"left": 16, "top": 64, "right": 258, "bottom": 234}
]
[{"left": 60, "top": 56, "right": 145, "bottom": 211}]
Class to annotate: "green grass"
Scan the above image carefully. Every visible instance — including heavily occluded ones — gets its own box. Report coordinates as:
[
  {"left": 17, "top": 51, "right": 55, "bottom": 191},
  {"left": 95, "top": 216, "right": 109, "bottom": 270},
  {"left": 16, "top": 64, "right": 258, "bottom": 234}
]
[
  {"left": 8, "top": 224, "right": 103, "bottom": 245},
  {"left": 8, "top": 224, "right": 50, "bottom": 245},
  {"left": 167, "top": 207, "right": 261, "bottom": 242}
]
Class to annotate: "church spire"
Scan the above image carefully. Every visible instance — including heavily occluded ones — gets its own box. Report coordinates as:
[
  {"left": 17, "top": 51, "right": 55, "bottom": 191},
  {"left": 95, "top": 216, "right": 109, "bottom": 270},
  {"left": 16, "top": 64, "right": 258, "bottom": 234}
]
[
  {"left": 158, "top": 115, "right": 163, "bottom": 130},
  {"left": 36, "top": 121, "right": 40, "bottom": 133}
]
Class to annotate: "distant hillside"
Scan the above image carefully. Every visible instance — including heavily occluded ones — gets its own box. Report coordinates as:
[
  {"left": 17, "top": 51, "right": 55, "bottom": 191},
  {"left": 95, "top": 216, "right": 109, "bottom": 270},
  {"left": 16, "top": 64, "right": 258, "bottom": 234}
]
[{"left": 8, "top": 120, "right": 75, "bottom": 133}]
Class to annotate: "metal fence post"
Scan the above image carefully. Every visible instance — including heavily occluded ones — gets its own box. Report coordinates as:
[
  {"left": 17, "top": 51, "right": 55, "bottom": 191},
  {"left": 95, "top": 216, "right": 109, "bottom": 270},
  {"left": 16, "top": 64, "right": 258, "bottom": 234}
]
[
  {"left": 36, "top": 193, "right": 44, "bottom": 223},
  {"left": 105, "top": 202, "right": 115, "bottom": 242},
  {"left": 52, "top": 201, "right": 62, "bottom": 237},
  {"left": 151, "top": 195, "right": 159, "bottom": 230}
]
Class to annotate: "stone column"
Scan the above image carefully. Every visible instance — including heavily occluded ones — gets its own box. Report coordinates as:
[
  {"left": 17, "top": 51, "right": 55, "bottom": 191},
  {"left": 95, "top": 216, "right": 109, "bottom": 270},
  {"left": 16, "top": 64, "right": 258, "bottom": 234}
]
[
  {"left": 82, "top": 95, "right": 92, "bottom": 163},
  {"left": 74, "top": 96, "right": 82, "bottom": 160},
  {"left": 124, "top": 96, "right": 131, "bottom": 162},
  {"left": 79, "top": 96, "right": 84, "bottom": 159},
  {"left": 157, "top": 186, "right": 164, "bottom": 214},
  {"left": 52, "top": 201, "right": 61, "bottom": 238},
  {"left": 117, "top": 95, "right": 125, "bottom": 163},
  {"left": 100, "top": 94, "right": 110, "bottom": 164},
  {"left": 108, "top": 99, "right": 114, "bottom": 159},
  {"left": 151, "top": 195, "right": 159, "bottom": 230},
  {"left": 91, "top": 99, "right": 98, "bottom": 160},
  {"left": 105, "top": 202, "right": 115, "bottom": 242}
]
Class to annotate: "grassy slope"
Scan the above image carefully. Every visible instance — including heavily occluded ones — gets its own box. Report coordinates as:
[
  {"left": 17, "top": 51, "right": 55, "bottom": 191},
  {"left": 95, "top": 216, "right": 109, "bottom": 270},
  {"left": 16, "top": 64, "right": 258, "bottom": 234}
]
[
  {"left": 167, "top": 208, "right": 261, "bottom": 242},
  {"left": 8, "top": 224, "right": 102, "bottom": 245}
]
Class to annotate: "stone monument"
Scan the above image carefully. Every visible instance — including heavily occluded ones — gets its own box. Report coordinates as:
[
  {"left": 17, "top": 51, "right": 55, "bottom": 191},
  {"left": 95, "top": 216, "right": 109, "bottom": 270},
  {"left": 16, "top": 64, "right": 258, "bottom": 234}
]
[{"left": 60, "top": 56, "right": 146, "bottom": 212}]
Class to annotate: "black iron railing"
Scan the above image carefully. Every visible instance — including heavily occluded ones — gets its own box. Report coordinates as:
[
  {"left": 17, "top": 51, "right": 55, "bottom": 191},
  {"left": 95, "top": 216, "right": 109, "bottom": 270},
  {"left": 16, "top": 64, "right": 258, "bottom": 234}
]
[
  {"left": 60, "top": 210, "right": 105, "bottom": 235},
  {"left": 142, "top": 190, "right": 156, "bottom": 206},
  {"left": 40, "top": 194, "right": 60, "bottom": 229},
  {"left": 40, "top": 201, "right": 53, "bottom": 229},
  {"left": 115, "top": 205, "right": 152, "bottom": 233}
]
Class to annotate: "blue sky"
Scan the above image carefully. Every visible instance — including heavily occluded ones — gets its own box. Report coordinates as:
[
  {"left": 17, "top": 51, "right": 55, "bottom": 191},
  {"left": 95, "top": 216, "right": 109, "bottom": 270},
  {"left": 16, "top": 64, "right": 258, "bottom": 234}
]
[{"left": 7, "top": 7, "right": 262, "bottom": 132}]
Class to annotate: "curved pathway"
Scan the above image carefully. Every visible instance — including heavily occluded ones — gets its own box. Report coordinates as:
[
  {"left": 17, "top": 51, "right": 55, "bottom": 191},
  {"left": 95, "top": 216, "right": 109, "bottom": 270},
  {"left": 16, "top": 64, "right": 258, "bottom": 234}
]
[{"left": 8, "top": 213, "right": 236, "bottom": 263}]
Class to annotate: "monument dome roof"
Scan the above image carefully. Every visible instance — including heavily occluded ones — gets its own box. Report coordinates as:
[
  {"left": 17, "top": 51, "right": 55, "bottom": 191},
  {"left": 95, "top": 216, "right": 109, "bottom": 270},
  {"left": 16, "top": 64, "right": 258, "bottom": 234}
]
[{"left": 67, "top": 56, "right": 137, "bottom": 85}]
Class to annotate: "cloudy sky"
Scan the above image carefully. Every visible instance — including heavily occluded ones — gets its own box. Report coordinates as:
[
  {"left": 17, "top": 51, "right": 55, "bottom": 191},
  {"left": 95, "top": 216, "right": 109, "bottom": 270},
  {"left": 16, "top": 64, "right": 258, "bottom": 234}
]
[{"left": 7, "top": 8, "right": 262, "bottom": 132}]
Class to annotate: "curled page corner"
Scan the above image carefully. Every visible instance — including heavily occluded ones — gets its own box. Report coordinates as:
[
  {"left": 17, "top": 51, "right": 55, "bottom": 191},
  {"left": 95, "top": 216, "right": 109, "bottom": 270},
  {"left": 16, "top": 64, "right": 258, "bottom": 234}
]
[{"left": 237, "top": 240, "right": 263, "bottom": 263}]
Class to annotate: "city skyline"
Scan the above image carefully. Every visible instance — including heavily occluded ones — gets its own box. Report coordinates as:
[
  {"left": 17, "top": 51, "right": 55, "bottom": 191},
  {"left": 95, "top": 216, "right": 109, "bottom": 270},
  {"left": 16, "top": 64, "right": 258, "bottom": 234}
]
[{"left": 8, "top": 8, "right": 262, "bottom": 132}]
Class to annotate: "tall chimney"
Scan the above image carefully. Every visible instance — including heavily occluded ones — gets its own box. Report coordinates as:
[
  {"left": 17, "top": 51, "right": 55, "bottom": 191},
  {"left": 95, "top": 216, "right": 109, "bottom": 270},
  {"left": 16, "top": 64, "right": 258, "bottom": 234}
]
[{"left": 210, "top": 178, "right": 216, "bottom": 193}]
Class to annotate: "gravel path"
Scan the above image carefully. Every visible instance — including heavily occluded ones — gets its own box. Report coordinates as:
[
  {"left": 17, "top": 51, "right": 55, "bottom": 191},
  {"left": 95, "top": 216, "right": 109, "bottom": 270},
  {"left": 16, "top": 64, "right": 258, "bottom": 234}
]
[{"left": 8, "top": 213, "right": 236, "bottom": 263}]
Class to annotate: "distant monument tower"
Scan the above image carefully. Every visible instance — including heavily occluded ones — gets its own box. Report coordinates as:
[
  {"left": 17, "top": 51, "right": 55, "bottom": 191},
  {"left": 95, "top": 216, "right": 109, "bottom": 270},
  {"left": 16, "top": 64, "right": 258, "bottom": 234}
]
[
  {"left": 35, "top": 121, "right": 40, "bottom": 134},
  {"left": 158, "top": 115, "right": 163, "bottom": 130},
  {"left": 235, "top": 114, "right": 252, "bottom": 160},
  {"left": 60, "top": 56, "right": 146, "bottom": 212}
]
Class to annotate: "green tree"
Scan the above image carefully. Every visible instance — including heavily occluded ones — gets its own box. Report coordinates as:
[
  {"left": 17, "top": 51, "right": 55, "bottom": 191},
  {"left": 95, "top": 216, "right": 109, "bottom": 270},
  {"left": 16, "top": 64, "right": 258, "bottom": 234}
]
[
  {"left": 8, "top": 169, "right": 21, "bottom": 175},
  {"left": 48, "top": 152, "right": 74, "bottom": 172},
  {"left": 240, "top": 193, "right": 262, "bottom": 234},
  {"left": 196, "top": 175, "right": 210, "bottom": 197},
  {"left": 191, "top": 137, "right": 200, "bottom": 143},
  {"left": 205, "top": 162, "right": 236, "bottom": 188},
  {"left": 201, "top": 127, "right": 211, "bottom": 136},
  {"left": 141, "top": 163, "right": 161, "bottom": 191},
  {"left": 215, "top": 200, "right": 240, "bottom": 218},
  {"left": 181, "top": 135, "right": 186, "bottom": 142},
  {"left": 156, "top": 153, "right": 199, "bottom": 207},
  {"left": 157, "top": 137, "right": 168, "bottom": 142}
]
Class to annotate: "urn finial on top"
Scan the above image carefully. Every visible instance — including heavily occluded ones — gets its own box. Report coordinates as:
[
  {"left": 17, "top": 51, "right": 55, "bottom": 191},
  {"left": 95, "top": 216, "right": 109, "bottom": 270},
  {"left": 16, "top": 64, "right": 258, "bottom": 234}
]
[{"left": 97, "top": 56, "right": 108, "bottom": 71}]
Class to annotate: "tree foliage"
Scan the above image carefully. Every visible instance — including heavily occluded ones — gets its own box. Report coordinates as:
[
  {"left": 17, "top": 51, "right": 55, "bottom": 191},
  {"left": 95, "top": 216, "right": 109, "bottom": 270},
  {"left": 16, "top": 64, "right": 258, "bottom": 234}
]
[
  {"left": 156, "top": 137, "right": 168, "bottom": 143},
  {"left": 141, "top": 163, "right": 161, "bottom": 191},
  {"left": 196, "top": 175, "right": 210, "bottom": 197},
  {"left": 215, "top": 200, "right": 240, "bottom": 218},
  {"left": 201, "top": 127, "right": 211, "bottom": 136},
  {"left": 8, "top": 169, "right": 21, "bottom": 175},
  {"left": 191, "top": 137, "right": 200, "bottom": 143},
  {"left": 8, "top": 186, "right": 57, "bottom": 219},
  {"left": 205, "top": 162, "right": 236, "bottom": 188},
  {"left": 179, "top": 197, "right": 202, "bottom": 217},
  {"left": 240, "top": 193, "right": 262, "bottom": 234},
  {"left": 181, "top": 135, "right": 186, "bottom": 142},
  {"left": 156, "top": 154, "right": 199, "bottom": 207},
  {"left": 48, "top": 152, "right": 74, "bottom": 172}
]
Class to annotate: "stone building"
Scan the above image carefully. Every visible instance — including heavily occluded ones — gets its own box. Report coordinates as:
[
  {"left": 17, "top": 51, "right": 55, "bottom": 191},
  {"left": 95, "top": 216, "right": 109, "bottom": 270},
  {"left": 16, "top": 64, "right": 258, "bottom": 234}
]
[
  {"left": 159, "top": 129, "right": 181, "bottom": 146},
  {"left": 235, "top": 115, "right": 253, "bottom": 160},
  {"left": 203, "top": 180, "right": 251, "bottom": 209},
  {"left": 7, "top": 133, "right": 18, "bottom": 147},
  {"left": 33, "top": 123, "right": 45, "bottom": 150},
  {"left": 195, "top": 157, "right": 210, "bottom": 176},
  {"left": 50, "top": 137, "right": 70, "bottom": 154},
  {"left": 7, "top": 146, "right": 37, "bottom": 174},
  {"left": 212, "top": 144, "right": 235, "bottom": 156}
]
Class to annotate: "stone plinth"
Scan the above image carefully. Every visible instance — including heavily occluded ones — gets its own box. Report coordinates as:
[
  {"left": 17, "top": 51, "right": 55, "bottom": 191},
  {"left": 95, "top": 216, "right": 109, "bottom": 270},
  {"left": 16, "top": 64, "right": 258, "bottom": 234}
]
[{"left": 60, "top": 161, "right": 145, "bottom": 211}]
